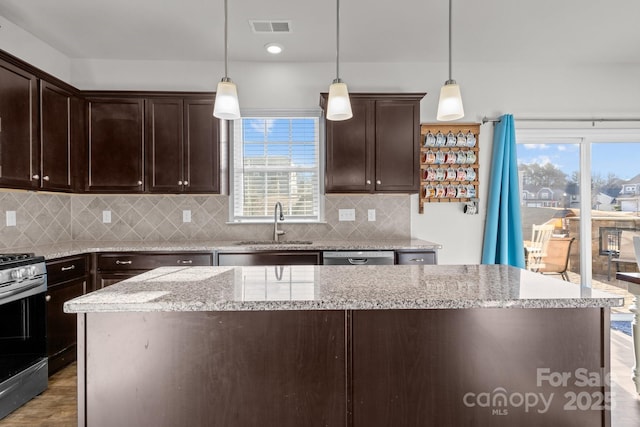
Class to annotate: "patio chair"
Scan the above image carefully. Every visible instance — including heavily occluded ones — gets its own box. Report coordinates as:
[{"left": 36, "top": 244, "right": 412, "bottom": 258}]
[
  {"left": 525, "top": 223, "right": 555, "bottom": 272},
  {"left": 538, "top": 237, "right": 575, "bottom": 281}
]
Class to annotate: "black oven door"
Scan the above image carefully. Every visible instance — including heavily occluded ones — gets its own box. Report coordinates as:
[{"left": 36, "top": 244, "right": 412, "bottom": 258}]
[{"left": 0, "top": 290, "right": 47, "bottom": 383}]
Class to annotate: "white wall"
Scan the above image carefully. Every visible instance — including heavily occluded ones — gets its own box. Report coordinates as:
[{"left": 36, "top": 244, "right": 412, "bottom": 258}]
[
  {"left": 0, "top": 15, "right": 71, "bottom": 82},
  {"left": 5, "top": 22, "right": 640, "bottom": 264}
]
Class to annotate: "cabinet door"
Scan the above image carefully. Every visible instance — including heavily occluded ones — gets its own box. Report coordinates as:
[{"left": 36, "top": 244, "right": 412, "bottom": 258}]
[
  {"left": 70, "top": 96, "right": 87, "bottom": 192},
  {"left": 46, "top": 277, "right": 86, "bottom": 374},
  {"left": 87, "top": 98, "right": 144, "bottom": 192},
  {"left": 395, "top": 250, "right": 437, "bottom": 265},
  {"left": 0, "top": 59, "right": 39, "bottom": 189},
  {"left": 40, "top": 81, "right": 72, "bottom": 191},
  {"left": 374, "top": 100, "right": 420, "bottom": 192},
  {"left": 84, "top": 311, "right": 346, "bottom": 427},
  {"left": 146, "top": 98, "right": 184, "bottom": 192},
  {"left": 97, "top": 252, "right": 213, "bottom": 270},
  {"left": 325, "top": 98, "right": 375, "bottom": 193},
  {"left": 183, "top": 98, "right": 220, "bottom": 193},
  {"left": 96, "top": 272, "right": 142, "bottom": 289}
]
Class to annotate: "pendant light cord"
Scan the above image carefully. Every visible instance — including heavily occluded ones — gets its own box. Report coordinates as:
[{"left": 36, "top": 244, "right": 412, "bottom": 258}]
[
  {"left": 448, "top": 0, "right": 452, "bottom": 82},
  {"left": 224, "top": 0, "right": 229, "bottom": 79},
  {"left": 335, "top": 0, "right": 340, "bottom": 81}
]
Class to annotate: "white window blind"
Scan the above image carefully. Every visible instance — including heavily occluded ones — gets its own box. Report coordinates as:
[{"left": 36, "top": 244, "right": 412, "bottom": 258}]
[{"left": 231, "top": 115, "right": 321, "bottom": 222}]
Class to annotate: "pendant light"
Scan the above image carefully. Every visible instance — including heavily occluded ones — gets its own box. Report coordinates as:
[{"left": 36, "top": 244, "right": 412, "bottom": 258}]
[
  {"left": 326, "top": 0, "right": 352, "bottom": 121},
  {"left": 213, "top": 0, "right": 240, "bottom": 120},
  {"left": 436, "top": 0, "right": 464, "bottom": 121}
]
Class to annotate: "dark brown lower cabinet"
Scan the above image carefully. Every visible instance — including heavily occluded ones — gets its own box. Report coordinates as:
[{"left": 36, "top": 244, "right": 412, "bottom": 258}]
[
  {"left": 77, "top": 307, "right": 610, "bottom": 427},
  {"left": 81, "top": 311, "right": 346, "bottom": 427},
  {"left": 395, "top": 250, "right": 437, "bottom": 265},
  {"left": 351, "top": 308, "right": 608, "bottom": 427},
  {"left": 94, "top": 252, "right": 214, "bottom": 290},
  {"left": 46, "top": 255, "right": 89, "bottom": 375},
  {"left": 95, "top": 272, "right": 141, "bottom": 289},
  {"left": 47, "top": 278, "right": 86, "bottom": 374}
]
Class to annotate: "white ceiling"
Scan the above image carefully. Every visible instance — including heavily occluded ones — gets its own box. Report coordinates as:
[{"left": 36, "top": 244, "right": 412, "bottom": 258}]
[{"left": 0, "top": 0, "right": 639, "bottom": 64}]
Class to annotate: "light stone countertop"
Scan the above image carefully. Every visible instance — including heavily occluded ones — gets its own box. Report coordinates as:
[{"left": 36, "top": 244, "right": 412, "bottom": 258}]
[
  {"left": 14, "top": 239, "right": 441, "bottom": 260},
  {"left": 64, "top": 264, "right": 624, "bottom": 313}
]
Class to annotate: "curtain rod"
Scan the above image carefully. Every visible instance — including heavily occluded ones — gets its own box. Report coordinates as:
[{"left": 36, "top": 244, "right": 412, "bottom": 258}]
[{"left": 481, "top": 116, "right": 640, "bottom": 125}]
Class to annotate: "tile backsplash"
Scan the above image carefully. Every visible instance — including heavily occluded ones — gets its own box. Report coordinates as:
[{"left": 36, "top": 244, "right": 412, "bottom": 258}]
[
  {"left": 0, "top": 190, "right": 72, "bottom": 249},
  {"left": 0, "top": 191, "right": 410, "bottom": 250}
]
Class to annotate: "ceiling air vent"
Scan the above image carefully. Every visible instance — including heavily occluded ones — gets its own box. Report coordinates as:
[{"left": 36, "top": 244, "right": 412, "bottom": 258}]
[{"left": 249, "top": 20, "right": 292, "bottom": 33}]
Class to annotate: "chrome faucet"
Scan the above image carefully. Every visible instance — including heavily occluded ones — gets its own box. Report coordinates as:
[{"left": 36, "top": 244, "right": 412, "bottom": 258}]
[{"left": 273, "top": 202, "right": 285, "bottom": 242}]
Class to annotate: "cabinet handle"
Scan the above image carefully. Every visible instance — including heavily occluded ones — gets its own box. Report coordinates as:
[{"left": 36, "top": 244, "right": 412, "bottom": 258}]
[
  {"left": 178, "top": 180, "right": 183, "bottom": 185},
  {"left": 376, "top": 180, "right": 381, "bottom": 185},
  {"left": 61, "top": 265, "right": 76, "bottom": 271},
  {"left": 115, "top": 260, "right": 133, "bottom": 265},
  {"left": 177, "top": 260, "right": 193, "bottom": 264},
  {"left": 409, "top": 258, "right": 424, "bottom": 262},
  {"left": 45, "top": 295, "right": 51, "bottom": 302},
  {"left": 43, "top": 175, "right": 50, "bottom": 181},
  {"left": 137, "top": 181, "right": 143, "bottom": 185},
  {"left": 183, "top": 180, "right": 189, "bottom": 185},
  {"left": 366, "top": 180, "right": 371, "bottom": 185},
  {"left": 32, "top": 174, "right": 40, "bottom": 180}
]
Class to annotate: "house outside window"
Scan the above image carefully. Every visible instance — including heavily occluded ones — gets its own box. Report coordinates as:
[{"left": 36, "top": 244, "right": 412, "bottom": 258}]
[
  {"left": 516, "top": 130, "right": 640, "bottom": 290},
  {"left": 230, "top": 112, "right": 322, "bottom": 222}
]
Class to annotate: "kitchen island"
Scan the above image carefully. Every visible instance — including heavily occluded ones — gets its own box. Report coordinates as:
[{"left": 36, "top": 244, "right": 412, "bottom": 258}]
[{"left": 65, "top": 265, "right": 622, "bottom": 427}]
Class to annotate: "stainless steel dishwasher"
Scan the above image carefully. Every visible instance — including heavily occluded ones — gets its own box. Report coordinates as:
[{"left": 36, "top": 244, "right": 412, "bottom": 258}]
[{"left": 322, "top": 251, "right": 395, "bottom": 265}]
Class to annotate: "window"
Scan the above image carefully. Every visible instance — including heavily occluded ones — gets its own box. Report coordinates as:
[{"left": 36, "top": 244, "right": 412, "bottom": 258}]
[
  {"left": 231, "top": 113, "right": 322, "bottom": 222},
  {"left": 516, "top": 127, "right": 640, "bottom": 291}
]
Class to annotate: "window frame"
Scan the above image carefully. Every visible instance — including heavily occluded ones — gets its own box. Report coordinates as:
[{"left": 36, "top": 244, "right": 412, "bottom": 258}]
[
  {"left": 516, "top": 125, "right": 640, "bottom": 288},
  {"left": 229, "top": 109, "right": 325, "bottom": 224}
]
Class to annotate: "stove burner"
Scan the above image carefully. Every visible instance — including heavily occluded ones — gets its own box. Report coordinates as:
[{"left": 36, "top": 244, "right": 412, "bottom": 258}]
[{"left": 0, "top": 253, "right": 36, "bottom": 264}]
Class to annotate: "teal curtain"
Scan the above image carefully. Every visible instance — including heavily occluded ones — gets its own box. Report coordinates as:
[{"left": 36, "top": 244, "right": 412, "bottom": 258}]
[{"left": 481, "top": 114, "right": 525, "bottom": 268}]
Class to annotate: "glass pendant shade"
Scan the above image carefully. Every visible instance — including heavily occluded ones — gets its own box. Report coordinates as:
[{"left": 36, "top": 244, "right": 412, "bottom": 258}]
[
  {"left": 213, "top": 79, "right": 240, "bottom": 120},
  {"left": 436, "top": 81, "right": 464, "bottom": 121},
  {"left": 326, "top": 81, "right": 353, "bottom": 121}
]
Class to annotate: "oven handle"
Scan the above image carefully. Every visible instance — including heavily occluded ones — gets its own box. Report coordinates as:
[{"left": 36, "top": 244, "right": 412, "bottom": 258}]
[{"left": 0, "top": 281, "right": 45, "bottom": 302}]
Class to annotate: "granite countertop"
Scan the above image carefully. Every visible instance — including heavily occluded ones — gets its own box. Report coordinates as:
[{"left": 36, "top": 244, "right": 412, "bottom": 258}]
[
  {"left": 17, "top": 239, "right": 441, "bottom": 260},
  {"left": 64, "top": 264, "right": 624, "bottom": 313}
]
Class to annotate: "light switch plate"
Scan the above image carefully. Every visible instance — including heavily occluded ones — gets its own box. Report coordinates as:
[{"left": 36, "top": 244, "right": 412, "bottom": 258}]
[
  {"left": 182, "top": 210, "right": 192, "bottom": 223},
  {"left": 368, "top": 209, "right": 376, "bottom": 222},
  {"left": 102, "top": 210, "right": 111, "bottom": 223},
  {"left": 338, "top": 209, "right": 355, "bottom": 221},
  {"left": 6, "top": 211, "right": 16, "bottom": 227}
]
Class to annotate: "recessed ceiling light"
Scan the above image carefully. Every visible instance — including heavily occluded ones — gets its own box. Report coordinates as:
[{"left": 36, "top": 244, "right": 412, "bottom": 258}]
[{"left": 265, "top": 43, "right": 283, "bottom": 54}]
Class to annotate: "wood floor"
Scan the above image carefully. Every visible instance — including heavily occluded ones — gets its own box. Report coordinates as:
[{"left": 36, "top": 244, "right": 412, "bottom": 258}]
[
  {"left": 1, "top": 331, "right": 639, "bottom": 426},
  {"left": 0, "top": 364, "right": 77, "bottom": 427}
]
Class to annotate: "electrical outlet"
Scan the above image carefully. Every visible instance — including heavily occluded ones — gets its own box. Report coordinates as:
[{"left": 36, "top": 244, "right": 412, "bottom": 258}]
[
  {"left": 102, "top": 210, "right": 111, "bottom": 223},
  {"left": 6, "top": 211, "right": 16, "bottom": 227},
  {"left": 368, "top": 209, "right": 376, "bottom": 222},
  {"left": 182, "top": 210, "right": 192, "bottom": 223},
  {"left": 338, "top": 209, "right": 355, "bottom": 221}
]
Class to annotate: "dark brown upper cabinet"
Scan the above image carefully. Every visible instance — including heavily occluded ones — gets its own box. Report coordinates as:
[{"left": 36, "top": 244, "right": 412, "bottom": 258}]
[
  {"left": 40, "top": 81, "right": 75, "bottom": 191},
  {"left": 321, "top": 93, "right": 425, "bottom": 193},
  {"left": 0, "top": 58, "right": 39, "bottom": 190},
  {"left": 87, "top": 97, "right": 145, "bottom": 192},
  {"left": 183, "top": 98, "right": 220, "bottom": 193},
  {"left": 146, "top": 97, "right": 219, "bottom": 193}
]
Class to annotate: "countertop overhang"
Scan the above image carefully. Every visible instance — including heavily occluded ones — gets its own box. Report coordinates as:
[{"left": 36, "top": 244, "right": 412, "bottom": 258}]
[{"left": 64, "top": 264, "right": 623, "bottom": 313}]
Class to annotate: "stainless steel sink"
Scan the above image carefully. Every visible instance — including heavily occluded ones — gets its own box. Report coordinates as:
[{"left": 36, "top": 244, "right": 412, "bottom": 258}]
[{"left": 233, "top": 240, "right": 313, "bottom": 245}]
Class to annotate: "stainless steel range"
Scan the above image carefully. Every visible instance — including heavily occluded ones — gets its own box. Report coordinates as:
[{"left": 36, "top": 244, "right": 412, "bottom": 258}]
[{"left": 0, "top": 253, "right": 48, "bottom": 419}]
